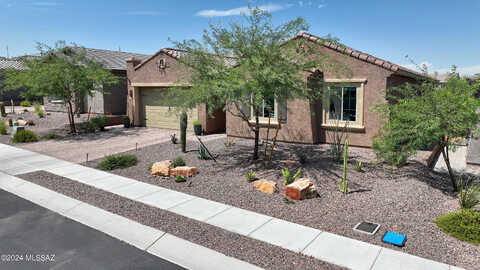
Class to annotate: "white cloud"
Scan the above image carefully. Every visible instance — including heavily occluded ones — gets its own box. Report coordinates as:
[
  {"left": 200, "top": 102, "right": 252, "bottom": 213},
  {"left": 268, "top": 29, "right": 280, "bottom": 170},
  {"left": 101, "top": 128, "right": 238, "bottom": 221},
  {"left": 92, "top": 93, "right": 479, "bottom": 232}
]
[
  {"left": 127, "top": 11, "right": 164, "bottom": 16},
  {"left": 435, "top": 65, "right": 480, "bottom": 76},
  {"left": 402, "top": 61, "right": 480, "bottom": 76},
  {"left": 32, "top": 2, "right": 59, "bottom": 6},
  {"left": 196, "top": 4, "right": 291, "bottom": 17},
  {"left": 317, "top": 4, "right": 325, "bottom": 8},
  {"left": 298, "top": 1, "right": 303, "bottom": 7}
]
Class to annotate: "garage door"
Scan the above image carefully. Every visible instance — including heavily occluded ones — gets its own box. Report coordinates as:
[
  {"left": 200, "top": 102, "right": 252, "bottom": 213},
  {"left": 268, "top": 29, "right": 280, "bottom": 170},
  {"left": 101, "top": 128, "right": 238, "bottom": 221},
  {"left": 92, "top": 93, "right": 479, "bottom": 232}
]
[{"left": 141, "top": 88, "right": 197, "bottom": 131}]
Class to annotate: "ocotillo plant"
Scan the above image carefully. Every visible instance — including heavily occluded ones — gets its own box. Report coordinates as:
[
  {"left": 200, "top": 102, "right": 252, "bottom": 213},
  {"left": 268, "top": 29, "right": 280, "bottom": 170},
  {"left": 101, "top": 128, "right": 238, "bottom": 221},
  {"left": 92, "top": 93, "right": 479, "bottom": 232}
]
[
  {"left": 180, "top": 112, "right": 187, "bottom": 153},
  {"left": 339, "top": 139, "right": 349, "bottom": 194}
]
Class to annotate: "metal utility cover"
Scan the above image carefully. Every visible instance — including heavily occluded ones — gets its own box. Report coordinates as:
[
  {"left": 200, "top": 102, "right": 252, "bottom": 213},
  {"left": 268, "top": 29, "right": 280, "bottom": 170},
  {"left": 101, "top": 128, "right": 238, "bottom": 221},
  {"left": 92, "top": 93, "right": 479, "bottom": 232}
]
[{"left": 353, "top": 221, "right": 380, "bottom": 235}]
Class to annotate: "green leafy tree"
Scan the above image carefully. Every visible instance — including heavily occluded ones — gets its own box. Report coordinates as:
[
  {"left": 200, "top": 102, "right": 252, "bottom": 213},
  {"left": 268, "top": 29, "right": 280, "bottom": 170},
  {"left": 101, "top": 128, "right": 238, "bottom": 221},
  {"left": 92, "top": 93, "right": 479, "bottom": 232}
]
[
  {"left": 372, "top": 71, "right": 480, "bottom": 191},
  {"left": 1, "top": 41, "right": 118, "bottom": 133},
  {"left": 169, "top": 7, "right": 350, "bottom": 160}
]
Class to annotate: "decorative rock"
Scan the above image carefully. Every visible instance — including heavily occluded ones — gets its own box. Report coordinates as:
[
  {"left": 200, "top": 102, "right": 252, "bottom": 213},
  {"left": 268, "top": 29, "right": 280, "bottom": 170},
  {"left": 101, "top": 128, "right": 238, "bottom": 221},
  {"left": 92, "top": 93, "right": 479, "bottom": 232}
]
[
  {"left": 17, "top": 119, "right": 27, "bottom": 126},
  {"left": 151, "top": 160, "right": 173, "bottom": 176},
  {"left": 170, "top": 166, "right": 197, "bottom": 177},
  {"left": 285, "top": 178, "right": 318, "bottom": 200},
  {"left": 253, "top": 179, "right": 278, "bottom": 194}
]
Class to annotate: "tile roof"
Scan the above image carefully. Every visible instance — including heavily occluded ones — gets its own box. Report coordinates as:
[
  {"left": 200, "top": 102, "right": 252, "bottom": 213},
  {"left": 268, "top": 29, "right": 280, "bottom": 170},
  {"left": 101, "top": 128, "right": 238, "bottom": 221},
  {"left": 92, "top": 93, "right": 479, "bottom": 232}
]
[
  {"left": 82, "top": 48, "right": 150, "bottom": 70},
  {"left": 292, "top": 32, "right": 429, "bottom": 79},
  {"left": 0, "top": 60, "right": 27, "bottom": 70},
  {"left": 134, "top": 48, "right": 237, "bottom": 70}
]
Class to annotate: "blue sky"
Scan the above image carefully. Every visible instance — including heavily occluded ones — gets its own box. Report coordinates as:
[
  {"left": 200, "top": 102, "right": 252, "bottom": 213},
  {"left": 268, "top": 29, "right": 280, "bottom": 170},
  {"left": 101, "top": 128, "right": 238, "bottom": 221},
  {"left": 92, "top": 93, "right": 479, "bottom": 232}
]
[{"left": 1, "top": 0, "right": 479, "bottom": 75}]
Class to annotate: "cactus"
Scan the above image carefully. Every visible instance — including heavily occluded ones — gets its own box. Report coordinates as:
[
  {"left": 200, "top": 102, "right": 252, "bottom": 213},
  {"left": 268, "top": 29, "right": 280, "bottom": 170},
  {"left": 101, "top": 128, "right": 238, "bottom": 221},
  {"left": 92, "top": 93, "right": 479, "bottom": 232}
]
[
  {"left": 0, "top": 102, "right": 6, "bottom": 117},
  {"left": 180, "top": 112, "right": 187, "bottom": 152},
  {"left": 339, "top": 139, "right": 349, "bottom": 194}
]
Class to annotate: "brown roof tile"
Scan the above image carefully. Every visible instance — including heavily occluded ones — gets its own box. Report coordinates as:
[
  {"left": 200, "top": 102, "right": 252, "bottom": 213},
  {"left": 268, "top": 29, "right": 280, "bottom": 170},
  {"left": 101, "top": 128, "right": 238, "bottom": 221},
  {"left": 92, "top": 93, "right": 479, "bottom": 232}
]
[{"left": 292, "top": 32, "right": 428, "bottom": 79}]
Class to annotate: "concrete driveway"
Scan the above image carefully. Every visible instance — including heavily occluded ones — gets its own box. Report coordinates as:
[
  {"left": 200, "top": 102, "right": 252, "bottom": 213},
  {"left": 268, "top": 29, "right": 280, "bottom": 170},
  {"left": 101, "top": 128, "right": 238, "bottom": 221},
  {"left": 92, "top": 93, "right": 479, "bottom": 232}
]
[{"left": 19, "top": 127, "right": 225, "bottom": 163}]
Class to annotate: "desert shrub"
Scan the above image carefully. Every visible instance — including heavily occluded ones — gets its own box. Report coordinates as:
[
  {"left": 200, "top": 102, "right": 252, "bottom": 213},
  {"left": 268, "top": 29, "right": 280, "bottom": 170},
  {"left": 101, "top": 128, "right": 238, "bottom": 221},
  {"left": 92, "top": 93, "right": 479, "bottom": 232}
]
[
  {"left": 193, "top": 120, "right": 202, "bottom": 127},
  {"left": 83, "top": 121, "right": 96, "bottom": 133},
  {"left": 41, "top": 133, "right": 62, "bottom": 140},
  {"left": 198, "top": 144, "right": 211, "bottom": 160},
  {"left": 175, "top": 175, "right": 186, "bottom": 183},
  {"left": 434, "top": 210, "right": 480, "bottom": 245},
  {"left": 12, "top": 130, "right": 38, "bottom": 143},
  {"left": 297, "top": 152, "right": 307, "bottom": 164},
  {"left": 33, "top": 103, "right": 44, "bottom": 118},
  {"left": 372, "top": 132, "right": 412, "bottom": 167},
  {"left": 457, "top": 175, "right": 480, "bottom": 210},
  {"left": 281, "top": 168, "right": 301, "bottom": 185},
  {"left": 224, "top": 140, "right": 235, "bottom": 148},
  {"left": 97, "top": 154, "right": 137, "bottom": 170},
  {"left": 90, "top": 116, "right": 109, "bottom": 131},
  {"left": 170, "top": 134, "right": 178, "bottom": 144},
  {"left": 172, "top": 156, "right": 186, "bottom": 168},
  {"left": 20, "top": 100, "right": 31, "bottom": 107},
  {"left": 0, "top": 122, "right": 7, "bottom": 135},
  {"left": 354, "top": 161, "right": 363, "bottom": 172},
  {"left": 147, "top": 162, "right": 153, "bottom": 171},
  {"left": 245, "top": 169, "right": 257, "bottom": 182},
  {"left": 23, "top": 108, "right": 28, "bottom": 112}
]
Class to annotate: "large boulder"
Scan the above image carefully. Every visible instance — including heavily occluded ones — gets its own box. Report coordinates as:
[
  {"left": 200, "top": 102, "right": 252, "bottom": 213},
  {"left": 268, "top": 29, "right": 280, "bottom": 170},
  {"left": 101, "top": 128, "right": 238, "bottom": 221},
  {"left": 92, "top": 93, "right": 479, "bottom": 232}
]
[
  {"left": 285, "top": 178, "right": 317, "bottom": 200},
  {"left": 170, "top": 166, "right": 197, "bottom": 177},
  {"left": 253, "top": 179, "right": 278, "bottom": 194},
  {"left": 17, "top": 119, "right": 27, "bottom": 126},
  {"left": 151, "top": 160, "right": 173, "bottom": 176}
]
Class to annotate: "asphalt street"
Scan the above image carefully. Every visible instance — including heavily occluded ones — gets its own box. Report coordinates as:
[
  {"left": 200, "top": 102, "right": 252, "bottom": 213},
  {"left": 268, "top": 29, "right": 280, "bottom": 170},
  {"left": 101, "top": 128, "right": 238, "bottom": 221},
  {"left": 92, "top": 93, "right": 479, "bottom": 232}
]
[{"left": 0, "top": 189, "right": 185, "bottom": 270}]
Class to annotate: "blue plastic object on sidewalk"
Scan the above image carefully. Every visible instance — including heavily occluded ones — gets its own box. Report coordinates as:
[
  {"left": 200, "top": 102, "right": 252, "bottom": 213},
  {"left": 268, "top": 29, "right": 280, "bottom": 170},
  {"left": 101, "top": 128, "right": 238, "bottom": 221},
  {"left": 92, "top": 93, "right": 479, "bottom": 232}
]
[{"left": 382, "top": 231, "right": 407, "bottom": 247}]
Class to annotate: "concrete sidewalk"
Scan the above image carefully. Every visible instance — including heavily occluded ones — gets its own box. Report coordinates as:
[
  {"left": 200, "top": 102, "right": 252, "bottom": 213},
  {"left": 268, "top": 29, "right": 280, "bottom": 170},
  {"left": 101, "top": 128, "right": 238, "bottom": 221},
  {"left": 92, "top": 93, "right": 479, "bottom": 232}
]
[{"left": 0, "top": 143, "right": 464, "bottom": 270}]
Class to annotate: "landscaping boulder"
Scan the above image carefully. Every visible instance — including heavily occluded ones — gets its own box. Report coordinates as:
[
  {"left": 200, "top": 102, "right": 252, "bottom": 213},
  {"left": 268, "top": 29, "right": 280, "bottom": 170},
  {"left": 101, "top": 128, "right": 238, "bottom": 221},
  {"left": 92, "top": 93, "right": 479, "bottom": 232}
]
[
  {"left": 151, "top": 160, "right": 173, "bottom": 176},
  {"left": 170, "top": 166, "right": 197, "bottom": 177},
  {"left": 253, "top": 179, "right": 278, "bottom": 194},
  {"left": 285, "top": 178, "right": 317, "bottom": 200},
  {"left": 17, "top": 119, "right": 27, "bottom": 126}
]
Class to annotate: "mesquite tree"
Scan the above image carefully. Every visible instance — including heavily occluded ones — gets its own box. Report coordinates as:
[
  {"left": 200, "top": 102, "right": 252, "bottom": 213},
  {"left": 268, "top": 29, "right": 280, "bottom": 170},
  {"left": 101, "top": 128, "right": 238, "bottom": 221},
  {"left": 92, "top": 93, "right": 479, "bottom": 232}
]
[
  {"left": 372, "top": 72, "right": 480, "bottom": 191},
  {"left": 2, "top": 41, "right": 117, "bottom": 133},
  {"left": 169, "top": 6, "right": 350, "bottom": 160}
]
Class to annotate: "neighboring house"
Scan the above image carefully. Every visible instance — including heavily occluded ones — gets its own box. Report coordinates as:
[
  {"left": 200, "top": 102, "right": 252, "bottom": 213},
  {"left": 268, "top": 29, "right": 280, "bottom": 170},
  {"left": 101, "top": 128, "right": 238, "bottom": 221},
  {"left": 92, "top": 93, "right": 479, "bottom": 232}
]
[
  {"left": 0, "top": 59, "right": 27, "bottom": 105},
  {"left": 127, "top": 32, "right": 427, "bottom": 146},
  {"left": 44, "top": 48, "right": 150, "bottom": 115},
  {"left": 126, "top": 49, "right": 228, "bottom": 133}
]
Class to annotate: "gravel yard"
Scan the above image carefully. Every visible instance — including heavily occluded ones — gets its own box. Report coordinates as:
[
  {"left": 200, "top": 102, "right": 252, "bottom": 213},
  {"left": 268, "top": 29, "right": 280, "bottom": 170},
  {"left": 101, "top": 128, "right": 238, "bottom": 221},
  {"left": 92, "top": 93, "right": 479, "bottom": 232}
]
[
  {"left": 18, "top": 171, "right": 342, "bottom": 270},
  {"left": 83, "top": 137, "right": 479, "bottom": 270},
  {"left": 0, "top": 110, "right": 89, "bottom": 144}
]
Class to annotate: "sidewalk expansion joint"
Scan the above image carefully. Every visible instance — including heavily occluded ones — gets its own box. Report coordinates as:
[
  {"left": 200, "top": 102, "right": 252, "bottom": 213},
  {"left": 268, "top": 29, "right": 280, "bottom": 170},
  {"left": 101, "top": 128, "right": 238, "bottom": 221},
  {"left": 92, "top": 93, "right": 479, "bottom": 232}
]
[
  {"left": 145, "top": 232, "right": 167, "bottom": 251},
  {"left": 368, "top": 247, "right": 384, "bottom": 270},
  {"left": 203, "top": 205, "right": 234, "bottom": 222},
  {"left": 299, "top": 231, "right": 323, "bottom": 253},
  {"left": 247, "top": 217, "right": 275, "bottom": 237}
]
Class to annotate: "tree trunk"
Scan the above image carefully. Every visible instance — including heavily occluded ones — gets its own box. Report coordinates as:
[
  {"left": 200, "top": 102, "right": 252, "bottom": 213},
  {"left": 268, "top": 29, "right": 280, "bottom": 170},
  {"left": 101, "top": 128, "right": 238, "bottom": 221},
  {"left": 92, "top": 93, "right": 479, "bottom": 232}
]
[
  {"left": 180, "top": 112, "right": 187, "bottom": 153},
  {"left": 441, "top": 145, "right": 457, "bottom": 191},
  {"left": 253, "top": 113, "right": 260, "bottom": 160},
  {"left": 67, "top": 100, "right": 77, "bottom": 134}
]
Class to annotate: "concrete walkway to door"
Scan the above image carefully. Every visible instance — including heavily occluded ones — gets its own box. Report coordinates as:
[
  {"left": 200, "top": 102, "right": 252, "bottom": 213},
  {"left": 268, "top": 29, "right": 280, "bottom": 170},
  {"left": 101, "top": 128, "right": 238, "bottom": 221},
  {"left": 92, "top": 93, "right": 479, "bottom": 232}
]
[{"left": 18, "top": 126, "right": 226, "bottom": 163}]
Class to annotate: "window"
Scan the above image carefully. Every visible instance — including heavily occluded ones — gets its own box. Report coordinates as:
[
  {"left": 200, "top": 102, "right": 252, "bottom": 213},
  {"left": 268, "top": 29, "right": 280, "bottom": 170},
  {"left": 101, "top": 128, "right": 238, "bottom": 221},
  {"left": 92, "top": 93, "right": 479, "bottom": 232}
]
[
  {"left": 246, "top": 96, "right": 287, "bottom": 124},
  {"left": 322, "top": 79, "right": 366, "bottom": 129},
  {"left": 260, "top": 96, "right": 275, "bottom": 119},
  {"left": 329, "top": 86, "right": 357, "bottom": 121}
]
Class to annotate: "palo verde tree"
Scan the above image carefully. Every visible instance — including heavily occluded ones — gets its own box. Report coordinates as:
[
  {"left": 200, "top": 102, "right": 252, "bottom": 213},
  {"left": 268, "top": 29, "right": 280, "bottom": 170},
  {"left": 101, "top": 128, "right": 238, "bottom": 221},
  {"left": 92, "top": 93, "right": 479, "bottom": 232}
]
[
  {"left": 372, "top": 69, "right": 480, "bottom": 191},
  {"left": 170, "top": 7, "right": 350, "bottom": 160},
  {"left": 1, "top": 41, "right": 118, "bottom": 133}
]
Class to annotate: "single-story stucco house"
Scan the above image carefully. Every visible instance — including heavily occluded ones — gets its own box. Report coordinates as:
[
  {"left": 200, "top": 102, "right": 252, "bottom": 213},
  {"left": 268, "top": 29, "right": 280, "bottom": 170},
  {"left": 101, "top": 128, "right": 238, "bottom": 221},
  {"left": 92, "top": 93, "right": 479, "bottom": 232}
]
[
  {"left": 126, "top": 32, "right": 427, "bottom": 146},
  {"left": 44, "top": 48, "right": 150, "bottom": 115},
  {"left": 0, "top": 59, "right": 28, "bottom": 105}
]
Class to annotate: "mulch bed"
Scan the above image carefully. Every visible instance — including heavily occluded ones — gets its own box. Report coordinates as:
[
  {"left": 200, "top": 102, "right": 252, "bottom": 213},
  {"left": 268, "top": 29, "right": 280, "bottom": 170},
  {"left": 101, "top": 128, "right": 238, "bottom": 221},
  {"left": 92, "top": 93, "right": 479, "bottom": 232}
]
[
  {"left": 18, "top": 170, "right": 342, "bottom": 270},
  {"left": 84, "top": 137, "right": 479, "bottom": 270}
]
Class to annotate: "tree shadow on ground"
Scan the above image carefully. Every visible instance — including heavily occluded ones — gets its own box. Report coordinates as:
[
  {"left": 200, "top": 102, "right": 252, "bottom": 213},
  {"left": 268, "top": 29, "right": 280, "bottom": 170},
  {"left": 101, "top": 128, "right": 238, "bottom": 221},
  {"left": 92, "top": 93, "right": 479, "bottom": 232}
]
[{"left": 215, "top": 139, "right": 458, "bottom": 197}]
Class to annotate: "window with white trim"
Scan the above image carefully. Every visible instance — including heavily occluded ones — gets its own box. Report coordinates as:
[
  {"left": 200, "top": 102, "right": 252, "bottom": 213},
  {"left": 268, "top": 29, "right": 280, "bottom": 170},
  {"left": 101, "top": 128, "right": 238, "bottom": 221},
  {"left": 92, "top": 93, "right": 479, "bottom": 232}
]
[
  {"left": 329, "top": 86, "right": 357, "bottom": 121},
  {"left": 322, "top": 79, "right": 365, "bottom": 129}
]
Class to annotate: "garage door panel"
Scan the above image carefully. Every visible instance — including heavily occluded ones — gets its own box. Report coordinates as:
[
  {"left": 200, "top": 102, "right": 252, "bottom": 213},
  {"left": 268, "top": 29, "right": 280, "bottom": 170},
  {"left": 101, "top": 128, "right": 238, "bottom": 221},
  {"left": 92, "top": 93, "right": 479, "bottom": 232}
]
[{"left": 141, "top": 88, "right": 197, "bottom": 130}]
